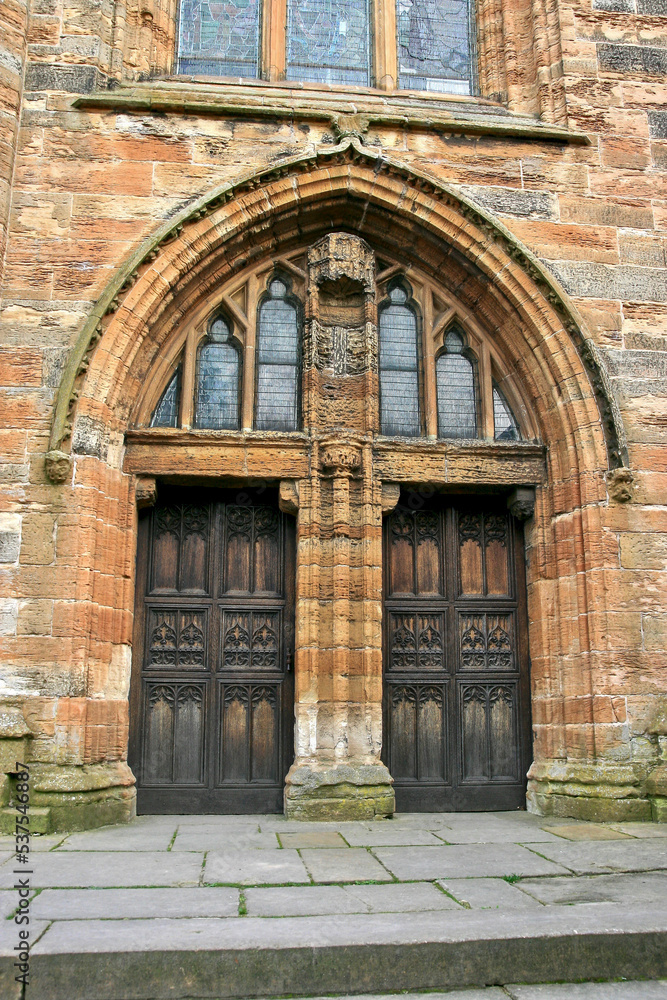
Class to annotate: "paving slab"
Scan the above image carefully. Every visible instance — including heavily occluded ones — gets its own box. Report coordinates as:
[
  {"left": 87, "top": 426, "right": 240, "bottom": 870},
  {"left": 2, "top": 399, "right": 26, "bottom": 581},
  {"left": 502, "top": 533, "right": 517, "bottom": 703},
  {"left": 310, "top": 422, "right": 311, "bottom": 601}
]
[
  {"left": 434, "top": 823, "right": 565, "bottom": 845},
  {"left": 288, "top": 993, "right": 508, "bottom": 1000},
  {"left": 529, "top": 839, "right": 667, "bottom": 875},
  {"left": 204, "top": 848, "right": 310, "bottom": 885},
  {"left": 518, "top": 871, "right": 667, "bottom": 906},
  {"left": 339, "top": 828, "right": 447, "bottom": 847},
  {"left": 23, "top": 904, "right": 667, "bottom": 1000},
  {"left": 30, "top": 886, "right": 239, "bottom": 919},
  {"left": 56, "top": 827, "right": 176, "bottom": 851},
  {"left": 279, "top": 831, "right": 348, "bottom": 849},
  {"left": 438, "top": 877, "right": 544, "bottom": 909},
  {"left": 543, "top": 824, "right": 631, "bottom": 841},
  {"left": 0, "top": 851, "right": 203, "bottom": 888},
  {"left": 342, "top": 882, "right": 461, "bottom": 912},
  {"left": 300, "top": 848, "right": 394, "bottom": 883},
  {"left": 172, "top": 830, "right": 280, "bottom": 851},
  {"left": 373, "top": 844, "right": 569, "bottom": 880},
  {"left": 245, "top": 885, "right": 361, "bottom": 916},
  {"left": 0, "top": 889, "right": 20, "bottom": 918},
  {"left": 506, "top": 982, "right": 667, "bottom": 999},
  {"left": 609, "top": 823, "right": 667, "bottom": 839},
  {"left": 0, "top": 835, "right": 67, "bottom": 852}
]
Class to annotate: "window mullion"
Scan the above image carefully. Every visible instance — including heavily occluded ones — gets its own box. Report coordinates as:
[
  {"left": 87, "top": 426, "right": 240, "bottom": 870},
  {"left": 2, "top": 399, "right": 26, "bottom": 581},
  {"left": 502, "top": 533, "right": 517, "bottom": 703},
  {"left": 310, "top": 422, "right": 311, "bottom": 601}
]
[
  {"left": 479, "top": 341, "right": 495, "bottom": 439},
  {"left": 263, "top": 0, "right": 286, "bottom": 81},
  {"left": 180, "top": 327, "right": 198, "bottom": 429},
  {"left": 243, "top": 275, "right": 259, "bottom": 430},
  {"left": 422, "top": 284, "right": 438, "bottom": 438},
  {"left": 373, "top": 0, "right": 397, "bottom": 90}
]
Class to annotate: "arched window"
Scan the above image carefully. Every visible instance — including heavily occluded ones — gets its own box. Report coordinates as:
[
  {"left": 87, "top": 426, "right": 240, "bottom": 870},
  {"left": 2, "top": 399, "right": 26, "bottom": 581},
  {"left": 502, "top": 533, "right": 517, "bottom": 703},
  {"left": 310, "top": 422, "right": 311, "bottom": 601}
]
[
  {"left": 194, "top": 316, "right": 241, "bottom": 430},
  {"left": 286, "top": 0, "right": 371, "bottom": 85},
  {"left": 397, "top": 0, "right": 476, "bottom": 95},
  {"left": 493, "top": 382, "right": 521, "bottom": 441},
  {"left": 177, "top": 0, "right": 261, "bottom": 77},
  {"left": 379, "top": 284, "right": 421, "bottom": 437},
  {"left": 436, "top": 328, "right": 478, "bottom": 438},
  {"left": 151, "top": 366, "right": 181, "bottom": 427},
  {"left": 255, "top": 278, "right": 300, "bottom": 432}
]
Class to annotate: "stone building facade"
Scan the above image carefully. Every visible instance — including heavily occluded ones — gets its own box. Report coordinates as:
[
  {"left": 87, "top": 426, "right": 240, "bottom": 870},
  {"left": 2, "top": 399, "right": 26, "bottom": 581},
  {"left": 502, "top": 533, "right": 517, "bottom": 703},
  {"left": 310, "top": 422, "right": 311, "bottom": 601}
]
[{"left": 0, "top": 0, "right": 666, "bottom": 830}]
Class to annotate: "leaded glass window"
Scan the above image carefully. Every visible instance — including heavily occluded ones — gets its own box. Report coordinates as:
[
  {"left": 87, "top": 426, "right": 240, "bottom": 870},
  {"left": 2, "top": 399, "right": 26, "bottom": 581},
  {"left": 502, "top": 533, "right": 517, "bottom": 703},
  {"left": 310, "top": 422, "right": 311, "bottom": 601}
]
[
  {"left": 436, "top": 328, "right": 478, "bottom": 438},
  {"left": 255, "top": 279, "right": 300, "bottom": 432},
  {"left": 493, "top": 382, "right": 521, "bottom": 441},
  {"left": 379, "top": 285, "right": 421, "bottom": 437},
  {"left": 397, "top": 0, "right": 475, "bottom": 95},
  {"left": 194, "top": 317, "right": 241, "bottom": 429},
  {"left": 286, "top": 0, "right": 371, "bottom": 85},
  {"left": 177, "top": 0, "right": 260, "bottom": 77},
  {"left": 151, "top": 367, "right": 181, "bottom": 428}
]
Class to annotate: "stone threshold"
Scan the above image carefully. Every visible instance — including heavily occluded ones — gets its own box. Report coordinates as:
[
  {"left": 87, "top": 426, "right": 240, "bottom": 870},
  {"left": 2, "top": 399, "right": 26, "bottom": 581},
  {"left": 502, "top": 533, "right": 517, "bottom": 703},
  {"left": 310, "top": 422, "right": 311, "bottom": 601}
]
[
  {"left": 14, "top": 904, "right": 667, "bottom": 1000},
  {"left": 73, "top": 83, "right": 591, "bottom": 146}
]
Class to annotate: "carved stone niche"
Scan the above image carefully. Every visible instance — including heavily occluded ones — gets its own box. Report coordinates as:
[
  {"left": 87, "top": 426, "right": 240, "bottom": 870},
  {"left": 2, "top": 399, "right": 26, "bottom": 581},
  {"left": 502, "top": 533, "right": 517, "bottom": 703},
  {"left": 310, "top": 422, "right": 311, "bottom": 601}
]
[{"left": 303, "top": 234, "right": 379, "bottom": 435}]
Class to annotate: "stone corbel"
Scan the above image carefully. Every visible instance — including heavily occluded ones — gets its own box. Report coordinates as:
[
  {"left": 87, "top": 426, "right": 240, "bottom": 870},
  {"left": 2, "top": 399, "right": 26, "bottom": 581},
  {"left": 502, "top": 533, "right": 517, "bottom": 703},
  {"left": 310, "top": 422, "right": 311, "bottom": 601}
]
[
  {"left": 45, "top": 450, "right": 73, "bottom": 485},
  {"left": 279, "top": 480, "right": 300, "bottom": 515},
  {"left": 135, "top": 475, "right": 157, "bottom": 509},
  {"left": 381, "top": 482, "right": 401, "bottom": 513},
  {"left": 319, "top": 441, "right": 363, "bottom": 478},
  {"left": 606, "top": 467, "right": 634, "bottom": 503},
  {"left": 507, "top": 486, "right": 535, "bottom": 521}
]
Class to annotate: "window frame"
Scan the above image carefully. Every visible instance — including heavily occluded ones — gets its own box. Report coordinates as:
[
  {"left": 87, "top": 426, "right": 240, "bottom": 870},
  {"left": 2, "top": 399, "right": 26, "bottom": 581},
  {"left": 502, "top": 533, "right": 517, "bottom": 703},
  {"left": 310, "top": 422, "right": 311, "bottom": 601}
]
[
  {"left": 378, "top": 278, "right": 424, "bottom": 438},
  {"left": 253, "top": 272, "right": 303, "bottom": 433},
  {"left": 174, "top": 0, "right": 478, "bottom": 95}
]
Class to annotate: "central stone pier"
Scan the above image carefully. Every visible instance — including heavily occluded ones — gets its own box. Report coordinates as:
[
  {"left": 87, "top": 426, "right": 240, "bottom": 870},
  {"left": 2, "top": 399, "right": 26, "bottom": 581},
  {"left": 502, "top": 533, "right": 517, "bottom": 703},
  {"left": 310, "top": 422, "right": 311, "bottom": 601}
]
[{"left": 282, "top": 234, "right": 395, "bottom": 820}]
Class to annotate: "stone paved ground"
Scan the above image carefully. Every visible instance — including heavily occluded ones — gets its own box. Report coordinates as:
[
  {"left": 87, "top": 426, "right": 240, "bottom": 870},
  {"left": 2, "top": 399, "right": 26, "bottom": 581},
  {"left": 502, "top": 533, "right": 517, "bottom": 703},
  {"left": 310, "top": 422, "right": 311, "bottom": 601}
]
[{"left": 1, "top": 811, "right": 666, "bottom": 999}]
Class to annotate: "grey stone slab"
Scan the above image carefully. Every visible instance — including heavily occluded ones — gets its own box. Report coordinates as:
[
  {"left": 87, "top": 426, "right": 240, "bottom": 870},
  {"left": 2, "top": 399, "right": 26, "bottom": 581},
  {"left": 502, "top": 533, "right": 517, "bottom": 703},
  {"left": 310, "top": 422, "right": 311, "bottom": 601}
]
[
  {"left": 339, "top": 828, "right": 446, "bottom": 847},
  {"left": 439, "top": 878, "right": 544, "bottom": 910},
  {"left": 431, "top": 822, "right": 565, "bottom": 845},
  {"left": 506, "top": 982, "right": 667, "bottom": 999},
  {"left": 204, "top": 849, "right": 309, "bottom": 885},
  {"left": 528, "top": 839, "right": 667, "bottom": 875},
  {"left": 518, "top": 872, "right": 667, "bottom": 906},
  {"left": 0, "top": 889, "right": 22, "bottom": 918},
  {"left": 279, "top": 831, "right": 348, "bottom": 849},
  {"left": 610, "top": 823, "right": 667, "bottom": 838},
  {"left": 300, "top": 848, "right": 393, "bottom": 883},
  {"left": 56, "top": 827, "right": 176, "bottom": 851},
  {"left": 548, "top": 261, "right": 667, "bottom": 303},
  {"left": 245, "top": 885, "right": 359, "bottom": 916},
  {"left": 172, "top": 831, "right": 279, "bottom": 851},
  {"left": 598, "top": 42, "right": 667, "bottom": 78},
  {"left": 0, "top": 851, "right": 203, "bottom": 888},
  {"left": 541, "top": 823, "right": 631, "bottom": 841},
  {"left": 374, "top": 844, "right": 569, "bottom": 880},
  {"left": 342, "top": 882, "right": 461, "bottom": 912},
  {"left": 458, "top": 185, "right": 558, "bottom": 220},
  {"left": 0, "top": 852, "right": 15, "bottom": 866},
  {"left": 24, "top": 904, "right": 667, "bottom": 1000},
  {"left": 31, "top": 887, "right": 239, "bottom": 919},
  {"left": 649, "top": 111, "right": 667, "bottom": 140},
  {"left": 289, "top": 993, "right": 507, "bottom": 1000},
  {"left": 0, "top": 835, "right": 67, "bottom": 852}
]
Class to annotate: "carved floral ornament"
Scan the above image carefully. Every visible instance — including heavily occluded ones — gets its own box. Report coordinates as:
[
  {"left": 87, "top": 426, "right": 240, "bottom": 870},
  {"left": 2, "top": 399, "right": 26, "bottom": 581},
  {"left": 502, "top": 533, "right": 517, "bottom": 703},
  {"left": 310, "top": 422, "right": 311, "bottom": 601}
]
[
  {"left": 46, "top": 138, "right": 627, "bottom": 484},
  {"left": 319, "top": 441, "right": 364, "bottom": 477}
]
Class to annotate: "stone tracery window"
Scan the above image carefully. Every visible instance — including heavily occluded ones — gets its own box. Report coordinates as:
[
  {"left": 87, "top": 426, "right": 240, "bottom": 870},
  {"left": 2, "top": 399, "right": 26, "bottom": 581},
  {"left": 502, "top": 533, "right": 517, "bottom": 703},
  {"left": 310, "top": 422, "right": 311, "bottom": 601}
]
[
  {"left": 176, "top": 0, "right": 477, "bottom": 95},
  {"left": 143, "top": 250, "right": 523, "bottom": 442}
]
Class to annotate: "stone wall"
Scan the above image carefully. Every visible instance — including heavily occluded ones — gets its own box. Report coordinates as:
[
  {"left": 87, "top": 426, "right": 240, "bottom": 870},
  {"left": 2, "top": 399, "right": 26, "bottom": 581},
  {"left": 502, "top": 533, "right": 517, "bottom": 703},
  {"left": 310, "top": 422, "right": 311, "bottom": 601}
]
[{"left": 0, "top": 0, "right": 666, "bottom": 829}]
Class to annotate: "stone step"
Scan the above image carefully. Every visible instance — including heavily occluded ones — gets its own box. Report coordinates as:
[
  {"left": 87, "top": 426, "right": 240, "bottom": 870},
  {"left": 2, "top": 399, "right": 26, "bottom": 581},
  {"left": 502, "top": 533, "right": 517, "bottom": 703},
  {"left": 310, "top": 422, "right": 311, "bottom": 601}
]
[
  {"left": 13, "top": 902, "right": 667, "bottom": 1000},
  {"left": 0, "top": 806, "right": 51, "bottom": 836}
]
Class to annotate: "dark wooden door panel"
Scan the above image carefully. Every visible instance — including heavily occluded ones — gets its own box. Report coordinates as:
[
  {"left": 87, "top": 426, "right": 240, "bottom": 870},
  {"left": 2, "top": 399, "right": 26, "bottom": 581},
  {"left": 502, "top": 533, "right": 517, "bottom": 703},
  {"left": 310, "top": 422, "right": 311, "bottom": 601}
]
[
  {"left": 131, "top": 488, "right": 295, "bottom": 814},
  {"left": 383, "top": 496, "right": 531, "bottom": 812}
]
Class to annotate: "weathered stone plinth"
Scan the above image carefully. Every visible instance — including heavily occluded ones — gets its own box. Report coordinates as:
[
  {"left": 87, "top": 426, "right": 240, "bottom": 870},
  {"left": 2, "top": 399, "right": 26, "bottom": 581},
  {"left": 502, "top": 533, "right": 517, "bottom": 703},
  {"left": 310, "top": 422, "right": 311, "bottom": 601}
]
[
  {"left": 284, "top": 760, "right": 394, "bottom": 820},
  {"left": 527, "top": 761, "right": 653, "bottom": 823}
]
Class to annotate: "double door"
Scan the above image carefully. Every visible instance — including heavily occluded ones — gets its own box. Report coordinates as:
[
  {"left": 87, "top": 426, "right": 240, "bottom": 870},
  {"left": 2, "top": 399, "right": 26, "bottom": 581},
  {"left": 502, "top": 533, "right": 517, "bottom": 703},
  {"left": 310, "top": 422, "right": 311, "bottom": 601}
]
[
  {"left": 382, "top": 496, "right": 532, "bottom": 811},
  {"left": 130, "top": 488, "right": 295, "bottom": 813}
]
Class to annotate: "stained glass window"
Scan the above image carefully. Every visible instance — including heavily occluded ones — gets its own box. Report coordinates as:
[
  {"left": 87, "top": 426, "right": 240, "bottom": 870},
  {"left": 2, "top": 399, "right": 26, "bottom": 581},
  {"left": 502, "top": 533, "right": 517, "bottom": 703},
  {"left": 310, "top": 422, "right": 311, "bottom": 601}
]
[
  {"left": 286, "top": 0, "right": 371, "bottom": 86},
  {"left": 177, "top": 0, "right": 260, "bottom": 78},
  {"left": 493, "top": 382, "right": 521, "bottom": 441},
  {"left": 396, "top": 0, "right": 475, "bottom": 95},
  {"left": 194, "top": 317, "right": 241, "bottom": 429},
  {"left": 436, "top": 328, "right": 478, "bottom": 438},
  {"left": 151, "top": 367, "right": 181, "bottom": 427},
  {"left": 255, "top": 279, "right": 300, "bottom": 432},
  {"left": 379, "top": 285, "right": 421, "bottom": 437}
]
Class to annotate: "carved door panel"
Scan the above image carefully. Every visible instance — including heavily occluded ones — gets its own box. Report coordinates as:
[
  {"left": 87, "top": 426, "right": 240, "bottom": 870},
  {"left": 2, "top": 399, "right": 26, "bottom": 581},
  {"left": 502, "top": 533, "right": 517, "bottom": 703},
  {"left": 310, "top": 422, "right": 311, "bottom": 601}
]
[
  {"left": 130, "top": 488, "right": 295, "bottom": 813},
  {"left": 382, "top": 496, "right": 531, "bottom": 811}
]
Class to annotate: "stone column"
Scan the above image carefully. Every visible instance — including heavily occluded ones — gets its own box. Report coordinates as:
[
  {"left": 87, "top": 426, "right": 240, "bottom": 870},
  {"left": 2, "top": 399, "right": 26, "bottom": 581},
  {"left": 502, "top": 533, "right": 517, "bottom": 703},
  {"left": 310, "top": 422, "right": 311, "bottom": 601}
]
[{"left": 283, "top": 234, "right": 395, "bottom": 820}]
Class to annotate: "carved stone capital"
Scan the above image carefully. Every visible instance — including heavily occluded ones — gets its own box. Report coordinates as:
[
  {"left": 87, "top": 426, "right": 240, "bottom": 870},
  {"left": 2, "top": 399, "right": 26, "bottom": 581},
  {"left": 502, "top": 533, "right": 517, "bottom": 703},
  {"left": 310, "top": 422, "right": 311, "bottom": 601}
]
[
  {"left": 507, "top": 486, "right": 535, "bottom": 521},
  {"left": 279, "top": 479, "right": 300, "bottom": 515},
  {"left": 45, "top": 450, "right": 73, "bottom": 484},
  {"left": 319, "top": 441, "right": 363, "bottom": 477},
  {"left": 381, "top": 482, "right": 401, "bottom": 513},
  {"left": 606, "top": 467, "right": 634, "bottom": 503},
  {"left": 135, "top": 475, "right": 157, "bottom": 509}
]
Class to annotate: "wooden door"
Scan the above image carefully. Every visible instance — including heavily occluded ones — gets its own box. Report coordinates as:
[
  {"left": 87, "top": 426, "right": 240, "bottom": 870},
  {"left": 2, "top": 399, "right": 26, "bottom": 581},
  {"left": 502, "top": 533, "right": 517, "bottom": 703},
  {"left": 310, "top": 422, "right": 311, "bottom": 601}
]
[
  {"left": 129, "top": 487, "right": 295, "bottom": 813},
  {"left": 382, "top": 495, "right": 532, "bottom": 811}
]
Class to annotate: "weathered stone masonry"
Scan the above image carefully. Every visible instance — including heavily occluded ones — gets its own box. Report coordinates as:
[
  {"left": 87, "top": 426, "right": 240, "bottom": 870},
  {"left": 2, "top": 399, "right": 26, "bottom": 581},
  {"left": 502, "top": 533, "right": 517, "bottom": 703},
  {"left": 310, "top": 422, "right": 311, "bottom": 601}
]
[{"left": 0, "top": 0, "right": 666, "bottom": 828}]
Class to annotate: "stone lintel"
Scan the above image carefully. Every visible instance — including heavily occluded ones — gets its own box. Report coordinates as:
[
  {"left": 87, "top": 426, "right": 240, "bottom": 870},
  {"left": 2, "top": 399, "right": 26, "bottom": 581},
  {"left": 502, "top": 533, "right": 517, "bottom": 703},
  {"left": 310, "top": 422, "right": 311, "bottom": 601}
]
[{"left": 284, "top": 759, "right": 395, "bottom": 821}]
